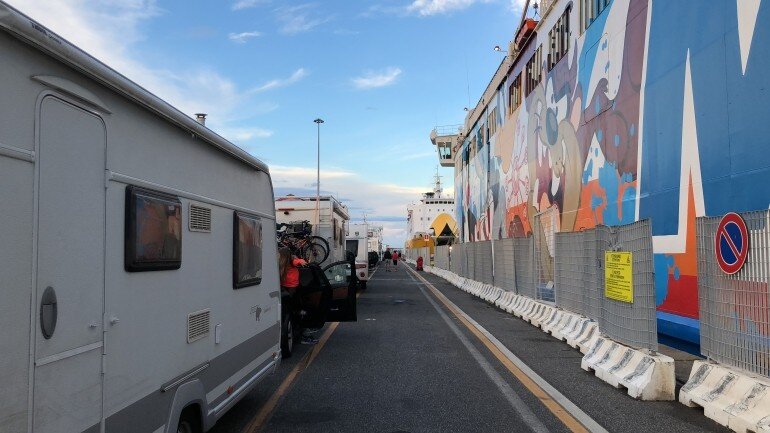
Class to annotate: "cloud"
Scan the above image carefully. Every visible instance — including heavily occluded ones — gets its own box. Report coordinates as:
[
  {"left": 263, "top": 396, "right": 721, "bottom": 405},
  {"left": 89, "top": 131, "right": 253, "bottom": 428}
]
[
  {"left": 218, "top": 127, "right": 274, "bottom": 142},
  {"left": 400, "top": 151, "right": 436, "bottom": 161},
  {"left": 232, "top": 0, "right": 267, "bottom": 11},
  {"left": 406, "top": 0, "right": 490, "bottom": 16},
  {"left": 251, "top": 68, "right": 308, "bottom": 93},
  {"left": 270, "top": 165, "right": 356, "bottom": 180},
  {"left": 270, "top": 164, "right": 431, "bottom": 246},
  {"left": 275, "top": 4, "right": 331, "bottom": 35},
  {"left": 333, "top": 28, "right": 360, "bottom": 36},
  {"left": 351, "top": 67, "right": 402, "bottom": 89},
  {"left": 228, "top": 31, "right": 261, "bottom": 43}
]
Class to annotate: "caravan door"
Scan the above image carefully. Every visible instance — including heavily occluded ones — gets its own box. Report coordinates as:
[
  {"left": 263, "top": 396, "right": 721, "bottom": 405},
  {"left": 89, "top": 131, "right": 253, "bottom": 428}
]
[
  {"left": 322, "top": 261, "right": 357, "bottom": 322},
  {"left": 33, "top": 97, "right": 106, "bottom": 433}
]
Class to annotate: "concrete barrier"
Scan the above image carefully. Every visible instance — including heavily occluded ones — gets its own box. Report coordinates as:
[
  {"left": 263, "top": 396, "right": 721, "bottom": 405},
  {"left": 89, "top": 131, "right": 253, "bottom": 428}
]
[
  {"left": 424, "top": 268, "right": 674, "bottom": 402},
  {"left": 503, "top": 294, "right": 522, "bottom": 313},
  {"left": 549, "top": 312, "right": 581, "bottom": 341},
  {"left": 582, "top": 336, "right": 675, "bottom": 401},
  {"left": 564, "top": 318, "right": 594, "bottom": 348},
  {"left": 495, "top": 291, "right": 514, "bottom": 309},
  {"left": 530, "top": 305, "right": 556, "bottom": 329},
  {"left": 680, "top": 361, "right": 770, "bottom": 433},
  {"left": 513, "top": 298, "right": 535, "bottom": 318}
]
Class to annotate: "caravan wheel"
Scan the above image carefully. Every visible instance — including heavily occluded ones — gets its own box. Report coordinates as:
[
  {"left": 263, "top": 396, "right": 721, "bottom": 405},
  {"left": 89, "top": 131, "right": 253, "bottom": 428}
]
[
  {"left": 281, "top": 311, "right": 294, "bottom": 358},
  {"left": 176, "top": 406, "right": 202, "bottom": 433}
]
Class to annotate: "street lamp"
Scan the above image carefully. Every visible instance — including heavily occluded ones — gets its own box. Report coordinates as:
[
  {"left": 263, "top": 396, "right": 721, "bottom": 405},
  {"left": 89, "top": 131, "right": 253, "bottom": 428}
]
[{"left": 314, "top": 118, "right": 324, "bottom": 236}]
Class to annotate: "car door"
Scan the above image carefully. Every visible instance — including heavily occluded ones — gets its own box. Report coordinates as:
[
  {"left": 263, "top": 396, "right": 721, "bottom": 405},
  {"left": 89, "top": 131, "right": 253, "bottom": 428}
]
[{"left": 322, "top": 260, "right": 357, "bottom": 322}]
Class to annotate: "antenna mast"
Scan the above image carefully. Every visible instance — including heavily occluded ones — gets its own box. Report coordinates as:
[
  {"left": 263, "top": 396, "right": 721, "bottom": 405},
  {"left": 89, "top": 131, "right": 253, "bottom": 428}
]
[{"left": 433, "top": 166, "right": 443, "bottom": 198}]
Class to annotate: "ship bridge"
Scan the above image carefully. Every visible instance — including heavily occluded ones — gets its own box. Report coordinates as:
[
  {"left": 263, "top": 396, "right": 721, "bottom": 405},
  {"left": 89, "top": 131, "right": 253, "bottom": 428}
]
[{"left": 430, "top": 125, "right": 462, "bottom": 167}]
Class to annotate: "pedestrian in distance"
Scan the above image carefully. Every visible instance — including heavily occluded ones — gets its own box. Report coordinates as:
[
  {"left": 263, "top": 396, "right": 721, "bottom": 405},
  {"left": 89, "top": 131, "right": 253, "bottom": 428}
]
[
  {"left": 278, "top": 247, "right": 319, "bottom": 345},
  {"left": 392, "top": 250, "right": 399, "bottom": 268},
  {"left": 383, "top": 248, "right": 392, "bottom": 271}
]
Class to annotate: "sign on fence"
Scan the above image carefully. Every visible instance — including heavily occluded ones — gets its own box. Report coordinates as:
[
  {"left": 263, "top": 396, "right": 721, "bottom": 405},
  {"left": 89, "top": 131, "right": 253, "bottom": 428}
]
[
  {"left": 604, "top": 251, "right": 633, "bottom": 303},
  {"left": 714, "top": 212, "right": 749, "bottom": 275}
]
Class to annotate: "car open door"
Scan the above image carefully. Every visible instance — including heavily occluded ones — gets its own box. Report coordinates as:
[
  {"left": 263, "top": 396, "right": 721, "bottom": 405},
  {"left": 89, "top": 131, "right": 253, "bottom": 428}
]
[{"left": 322, "top": 260, "right": 357, "bottom": 322}]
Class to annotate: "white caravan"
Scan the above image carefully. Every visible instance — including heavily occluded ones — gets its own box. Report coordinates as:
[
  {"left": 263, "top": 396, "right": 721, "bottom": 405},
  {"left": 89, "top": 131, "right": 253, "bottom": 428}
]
[
  {"left": 0, "top": 3, "right": 289, "bottom": 432},
  {"left": 346, "top": 223, "right": 371, "bottom": 288},
  {"left": 275, "top": 195, "right": 350, "bottom": 264}
]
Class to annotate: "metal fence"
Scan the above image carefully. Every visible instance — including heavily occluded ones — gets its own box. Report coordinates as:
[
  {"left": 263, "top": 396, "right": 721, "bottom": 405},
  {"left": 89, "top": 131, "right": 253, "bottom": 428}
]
[
  {"left": 534, "top": 207, "right": 557, "bottom": 302},
  {"left": 698, "top": 211, "right": 770, "bottom": 377},
  {"left": 554, "top": 230, "right": 598, "bottom": 317},
  {"left": 434, "top": 245, "right": 450, "bottom": 270},
  {"left": 494, "top": 238, "right": 517, "bottom": 292},
  {"left": 450, "top": 243, "right": 464, "bottom": 275},
  {"left": 475, "top": 241, "right": 494, "bottom": 285},
  {"left": 514, "top": 236, "right": 536, "bottom": 299},
  {"left": 597, "top": 221, "right": 657, "bottom": 351},
  {"left": 465, "top": 241, "right": 477, "bottom": 280},
  {"left": 552, "top": 221, "right": 657, "bottom": 351}
]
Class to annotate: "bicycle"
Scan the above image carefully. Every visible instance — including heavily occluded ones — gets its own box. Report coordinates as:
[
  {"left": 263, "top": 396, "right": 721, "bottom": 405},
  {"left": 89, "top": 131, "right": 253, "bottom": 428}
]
[{"left": 277, "top": 221, "right": 330, "bottom": 264}]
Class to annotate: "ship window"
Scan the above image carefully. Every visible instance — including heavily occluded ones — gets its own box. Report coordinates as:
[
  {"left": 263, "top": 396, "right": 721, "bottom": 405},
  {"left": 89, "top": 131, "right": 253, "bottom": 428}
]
[
  {"left": 487, "top": 107, "right": 498, "bottom": 139},
  {"left": 526, "top": 46, "right": 542, "bottom": 96},
  {"left": 508, "top": 74, "right": 522, "bottom": 113},
  {"left": 548, "top": 7, "right": 571, "bottom": 71},
  {"left": 124, "top": 185, "right": 182, "bottom": 272},
  {"left": 581, "top": 0, "right": 609, "bottom": 33},
  {"left": 233, "top": 211, "right": 263, "bottom": 289}
]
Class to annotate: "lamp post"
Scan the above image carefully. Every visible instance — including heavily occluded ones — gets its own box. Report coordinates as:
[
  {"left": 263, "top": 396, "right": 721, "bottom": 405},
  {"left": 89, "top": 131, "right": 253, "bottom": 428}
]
[{"left": 314, "top": 118, "right": 324, "bottom": 235}]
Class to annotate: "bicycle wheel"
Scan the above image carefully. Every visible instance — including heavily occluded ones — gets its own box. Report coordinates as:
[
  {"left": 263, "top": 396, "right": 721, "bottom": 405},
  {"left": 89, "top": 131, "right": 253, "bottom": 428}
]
[{"left": 302, "top": 237, "right": 329, "bottom": 263}]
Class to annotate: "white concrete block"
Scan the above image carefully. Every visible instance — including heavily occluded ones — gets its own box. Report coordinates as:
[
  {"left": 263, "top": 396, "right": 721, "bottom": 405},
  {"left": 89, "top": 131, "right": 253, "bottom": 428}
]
[
  {"left": 552, "top": 313, "right": 582, "bottom": 341},
  {"left": 680, "top": 361, "right": 770, "bottom": 433},
  {"left": 582, "top": 336, "right": 675, "bottom": 401},
  {"left": 531, "top": 305, "right": 556, "bottom": 329}
]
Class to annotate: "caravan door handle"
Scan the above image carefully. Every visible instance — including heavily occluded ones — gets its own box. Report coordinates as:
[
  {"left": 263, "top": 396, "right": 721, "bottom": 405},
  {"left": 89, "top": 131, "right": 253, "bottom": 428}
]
[
  {"left": 109, "top": 316, "right": 120, "bottom": 325},
  {"left": 40, "top": 286, "right": 58, "bottom": 339}
]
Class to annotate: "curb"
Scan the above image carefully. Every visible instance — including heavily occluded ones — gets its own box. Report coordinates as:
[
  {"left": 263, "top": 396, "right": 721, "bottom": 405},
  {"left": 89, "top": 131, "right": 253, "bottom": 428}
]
[
  {"left": 421, "top": 267, "right": 676, "bottom": 402},
  {"left": 680, "top": 360, "right": 770, "bottom": 433}
]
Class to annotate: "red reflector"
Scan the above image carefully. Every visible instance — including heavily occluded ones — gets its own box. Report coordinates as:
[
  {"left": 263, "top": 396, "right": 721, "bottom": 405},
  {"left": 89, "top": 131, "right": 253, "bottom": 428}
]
[
  {"left": 227, "top": 385, "right": 234, "bottom": 395},
  {"left": 356, "top": 264, "right": 367, "bottom": 269},
  {"left": 359, "top": 272, "right": 365, "bottom": 277}
]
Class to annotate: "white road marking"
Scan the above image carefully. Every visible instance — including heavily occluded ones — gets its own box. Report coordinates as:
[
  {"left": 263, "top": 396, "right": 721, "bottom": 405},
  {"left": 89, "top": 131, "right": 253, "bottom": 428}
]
[
  {"left": 409, "top": 268, "right": 609, "bottom": 433},
  {"left": 406, "top": 271, "right": 552, "bottom": 433}
]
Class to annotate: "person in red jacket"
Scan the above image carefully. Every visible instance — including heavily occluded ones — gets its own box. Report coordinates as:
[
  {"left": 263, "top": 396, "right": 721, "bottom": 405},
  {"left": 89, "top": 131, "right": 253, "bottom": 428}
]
[
  {"left": 278, "top": 247, "right": 318, "bottom": 344},
  {"left": 392, "top": 250, "right": 399, "bottom": 267}
]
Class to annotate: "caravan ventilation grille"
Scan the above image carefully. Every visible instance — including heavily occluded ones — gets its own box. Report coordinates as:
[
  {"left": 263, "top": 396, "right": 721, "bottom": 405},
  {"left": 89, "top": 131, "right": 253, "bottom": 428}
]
[
  {"left": 189, "top": 204, "right": 212, "bottom": 232},
  {"left": 187, "top": 309, "right": 210, "bottom": 343}
]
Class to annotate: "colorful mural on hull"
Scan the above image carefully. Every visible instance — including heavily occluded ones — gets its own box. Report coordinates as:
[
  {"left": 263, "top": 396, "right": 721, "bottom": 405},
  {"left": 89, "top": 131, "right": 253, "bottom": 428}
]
[{"left": 455, "top": 0, "right": 770, "bottom": 346}]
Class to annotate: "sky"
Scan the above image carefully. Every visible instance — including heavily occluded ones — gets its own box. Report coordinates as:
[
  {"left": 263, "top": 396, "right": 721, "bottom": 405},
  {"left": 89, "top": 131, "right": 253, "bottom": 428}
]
[{"left": 11, "top": 0, "right": 526, "bottom": 247}]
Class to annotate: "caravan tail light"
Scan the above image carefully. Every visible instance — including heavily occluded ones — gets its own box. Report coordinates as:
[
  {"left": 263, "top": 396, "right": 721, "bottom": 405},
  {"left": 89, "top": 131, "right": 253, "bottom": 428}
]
[
  {"left": 355, "top": 264, "right": 367, "bottom": 269},
  {"left": 359, "top": 272, "right": 366, "bottom": 278}
]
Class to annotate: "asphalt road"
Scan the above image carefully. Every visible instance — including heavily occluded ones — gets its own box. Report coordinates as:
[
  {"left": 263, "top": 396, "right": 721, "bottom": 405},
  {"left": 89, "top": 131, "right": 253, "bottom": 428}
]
[{"left": 210, "top": 262, "right": 728, "bottom": 433}]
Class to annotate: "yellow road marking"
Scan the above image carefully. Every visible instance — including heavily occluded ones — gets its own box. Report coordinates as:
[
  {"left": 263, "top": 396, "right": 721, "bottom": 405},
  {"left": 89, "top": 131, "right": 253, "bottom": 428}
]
[
  {"left": 406, "top": 266, "right": 591, "bottom": 433},
  {"left": 243, "top": 290, "right": 363, "bottom": 433}
]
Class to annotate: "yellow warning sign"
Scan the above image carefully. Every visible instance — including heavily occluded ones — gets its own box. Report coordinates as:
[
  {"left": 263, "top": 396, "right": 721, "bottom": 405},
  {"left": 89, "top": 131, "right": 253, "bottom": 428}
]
[{"left": 605, "top": 252, "right": 633, "bottom": 303}]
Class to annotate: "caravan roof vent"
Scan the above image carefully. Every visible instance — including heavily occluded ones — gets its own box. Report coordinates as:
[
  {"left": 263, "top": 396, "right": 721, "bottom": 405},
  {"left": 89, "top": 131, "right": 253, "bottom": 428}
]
[
  {"left": 187, "top": 309, "right": 210, "bottom": 343},
  {"left": 189, "top": 204, "right": 212, "bottom": 232}
]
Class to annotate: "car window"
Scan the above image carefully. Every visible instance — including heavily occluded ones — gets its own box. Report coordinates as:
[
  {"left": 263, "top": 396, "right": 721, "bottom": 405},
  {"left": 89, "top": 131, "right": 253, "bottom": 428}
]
[{"left": 324, "top": 262, "right": 351, "bottom": 284}]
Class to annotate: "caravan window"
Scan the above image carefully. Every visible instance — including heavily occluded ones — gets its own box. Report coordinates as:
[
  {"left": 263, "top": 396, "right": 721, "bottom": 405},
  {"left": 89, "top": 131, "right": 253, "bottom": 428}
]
[
  {"left": 233, "top": 212, "right": 263, "bottom": 289},
  {"left": 124, "top": 185, "right": 182, "bottom": 272}
]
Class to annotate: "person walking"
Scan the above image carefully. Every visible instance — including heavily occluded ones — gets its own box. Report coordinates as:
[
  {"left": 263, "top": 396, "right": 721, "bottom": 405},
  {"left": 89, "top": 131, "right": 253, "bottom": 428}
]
[
  {"left": 383, "top": 248, "right": 392, "bottom": 271},
  {"left": 392, "top": 249, "right": 399, "bottom": 268}
]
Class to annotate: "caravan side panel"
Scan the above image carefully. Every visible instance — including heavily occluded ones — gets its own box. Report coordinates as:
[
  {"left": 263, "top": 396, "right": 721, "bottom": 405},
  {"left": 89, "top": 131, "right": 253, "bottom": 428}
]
[{"left": 0, "top": 30, "right": 37, "bottom": 433}]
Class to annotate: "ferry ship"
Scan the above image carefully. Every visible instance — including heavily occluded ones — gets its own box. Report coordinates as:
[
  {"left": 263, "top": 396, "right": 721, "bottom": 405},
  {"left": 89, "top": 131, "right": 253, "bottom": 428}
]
[{"left": 405, "top": 172, "right": 458, "bottom": 251}]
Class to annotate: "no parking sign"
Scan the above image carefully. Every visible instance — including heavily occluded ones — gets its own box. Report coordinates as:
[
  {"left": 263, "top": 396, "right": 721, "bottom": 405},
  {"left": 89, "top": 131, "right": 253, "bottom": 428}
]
[{"left": 715, "top": 212, "right": 750, "bottom": 275}]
